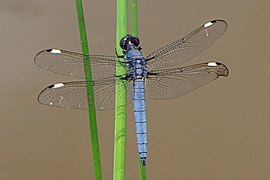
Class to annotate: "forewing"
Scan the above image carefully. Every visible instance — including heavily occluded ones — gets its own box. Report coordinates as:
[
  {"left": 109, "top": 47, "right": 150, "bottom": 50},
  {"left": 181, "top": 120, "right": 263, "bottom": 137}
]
[
  {"left": 146, "top": 20, "right": 227, "bottom": 69},
  {"left": 38, "top": 77, "right": 132, "bottom": 111},
  {"left": 34, "top": 49, "right": 118, "bottom": 79},
  {"left": 145, "top": 62, "right": 229, "bottom": 100}
]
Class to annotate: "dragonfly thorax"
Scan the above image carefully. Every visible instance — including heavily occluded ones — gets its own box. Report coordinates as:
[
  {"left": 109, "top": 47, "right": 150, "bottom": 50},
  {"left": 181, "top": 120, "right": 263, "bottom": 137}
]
[{"left": 124, "top": 47, "right": 148, "bottom": 79}]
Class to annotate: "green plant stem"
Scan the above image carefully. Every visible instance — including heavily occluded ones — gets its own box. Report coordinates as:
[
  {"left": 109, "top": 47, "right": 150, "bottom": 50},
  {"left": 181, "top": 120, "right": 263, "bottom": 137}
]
[
  {"left": 131, "top": 1, "right": 147, "bottom": 179},
  {"left": 75, "top": 0, "right": 102, "bottom": 179},
  {"left": 113, "top": 0, "right": 128, "bottom": 179},
  {"left": 131, "top": 0, "right": 138, "bottom": 36},
  {"left": 139, "top": 160, "right": 147, "bottom": 180}
]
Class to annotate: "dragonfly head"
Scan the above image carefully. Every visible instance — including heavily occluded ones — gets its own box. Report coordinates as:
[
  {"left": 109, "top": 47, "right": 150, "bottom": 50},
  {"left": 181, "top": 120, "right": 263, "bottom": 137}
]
[{"left": 120, "top": 34, "right": 141, "bottom": 52}]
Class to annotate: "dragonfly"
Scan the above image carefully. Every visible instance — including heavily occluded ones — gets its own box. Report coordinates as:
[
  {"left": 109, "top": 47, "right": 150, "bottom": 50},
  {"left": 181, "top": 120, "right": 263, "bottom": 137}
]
[{"left": 35, "top": 19, "right": 229, "bottom": 166}]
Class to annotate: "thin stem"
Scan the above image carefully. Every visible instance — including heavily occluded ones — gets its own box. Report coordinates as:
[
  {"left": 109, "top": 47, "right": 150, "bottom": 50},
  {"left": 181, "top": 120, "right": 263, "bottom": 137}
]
[
  {"left": 131, "top": 0, "right": 138, "bottom": 36},
  {"left": 75, "top": 0, "right": 102, "bottom": 179},
  {"left": 139, "top": 160, "right": 147, "bottom": 180},
  {"left": 113, "top": 0, "right": 128, "bottom": 179}
]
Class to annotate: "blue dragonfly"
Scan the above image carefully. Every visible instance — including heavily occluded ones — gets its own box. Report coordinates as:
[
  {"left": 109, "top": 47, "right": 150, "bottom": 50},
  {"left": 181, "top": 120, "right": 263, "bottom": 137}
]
[{"left": 35, "top": 19, "right": 229, "bottom": 166}]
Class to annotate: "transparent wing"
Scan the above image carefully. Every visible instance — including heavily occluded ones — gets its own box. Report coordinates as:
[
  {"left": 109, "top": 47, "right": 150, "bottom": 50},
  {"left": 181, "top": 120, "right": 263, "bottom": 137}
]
[
  {"left": 34, "top": 49, "right": 118, "bottom": 79},
  {"left": 38, "top": 77, "right": 132, "bottom": 111},
  {"left": 146, "top": 20, "right": 227, "bottom": 69},
  {"left": 145, "top": 62, "right": 229, "bottom": 100}
]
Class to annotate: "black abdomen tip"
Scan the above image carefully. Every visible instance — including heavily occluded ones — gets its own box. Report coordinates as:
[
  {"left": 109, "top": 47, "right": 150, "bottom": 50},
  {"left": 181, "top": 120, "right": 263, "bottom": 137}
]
[{"left": 141, "top": 159, "right": 146, "bottom": 166}]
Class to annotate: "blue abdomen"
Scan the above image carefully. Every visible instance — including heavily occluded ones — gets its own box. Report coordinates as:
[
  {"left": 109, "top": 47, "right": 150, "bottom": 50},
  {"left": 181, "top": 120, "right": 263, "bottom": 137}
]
[{"left": 133, "top": 79, "right": 147, "bottom": 166}]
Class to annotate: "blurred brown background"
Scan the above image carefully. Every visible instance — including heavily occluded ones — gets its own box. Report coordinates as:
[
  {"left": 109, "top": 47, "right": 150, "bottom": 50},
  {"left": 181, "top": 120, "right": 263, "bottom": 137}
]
[{"left": 1, "top": 0, "right": 270, "bottom": 179}]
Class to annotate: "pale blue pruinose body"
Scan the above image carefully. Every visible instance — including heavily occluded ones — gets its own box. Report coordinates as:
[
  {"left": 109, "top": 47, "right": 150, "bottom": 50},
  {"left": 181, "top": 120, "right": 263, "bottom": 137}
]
[
  {"left": 34, "top": 19, "right": 229, "bottom": 166},
  {"left": 120, "top": 35, "right": 149, "bottom": 165}
]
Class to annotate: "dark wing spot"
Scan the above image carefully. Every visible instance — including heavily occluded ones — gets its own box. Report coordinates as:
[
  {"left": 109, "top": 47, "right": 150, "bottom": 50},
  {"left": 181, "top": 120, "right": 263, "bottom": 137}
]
[{"left": 48, "top": 84, "right": 54, "bottom": 89}]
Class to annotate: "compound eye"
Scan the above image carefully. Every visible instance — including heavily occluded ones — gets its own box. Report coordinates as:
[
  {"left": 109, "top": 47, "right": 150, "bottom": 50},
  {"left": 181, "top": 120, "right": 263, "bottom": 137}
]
[
  {"left": 120, "top": 37, "right": 128, "bottom": 50},
  {"left": 120, "top": 35, "right": 132, "bottom": 50},
  {"left": 131, "top": 36, "right": 140, "bottom": 47}
]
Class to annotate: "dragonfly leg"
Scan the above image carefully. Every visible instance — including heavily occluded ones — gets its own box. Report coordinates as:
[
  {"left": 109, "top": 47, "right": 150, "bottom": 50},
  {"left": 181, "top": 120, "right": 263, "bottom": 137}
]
[
  {"left": 115, "top": 74, "right": 130, "bottom": 80},
  {"left": 146, "top": 71, "right": 158, "bottom": 78},
  {"left": 145, "top": 56, "right": 155, "bottom": 62},
  {"left": 115, "top": 48, "right": 125, "bottom": 58},
  {"left": 116, "top": 60, "right": 128, "bottom": 69}
]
